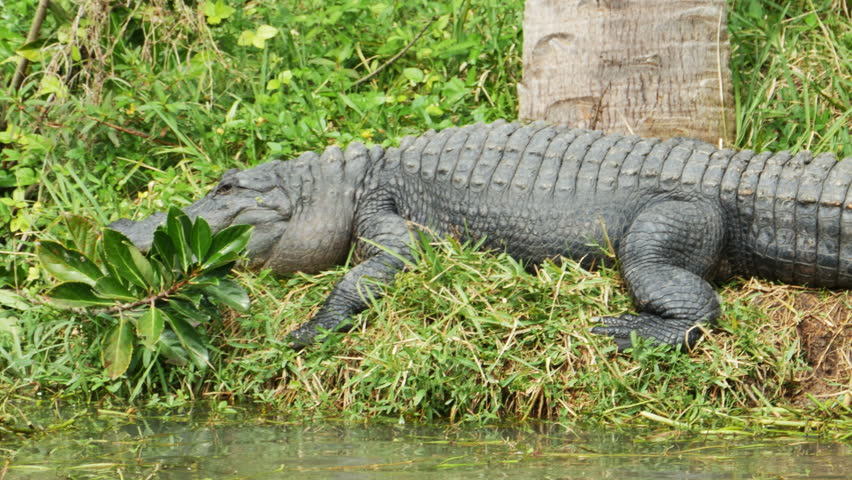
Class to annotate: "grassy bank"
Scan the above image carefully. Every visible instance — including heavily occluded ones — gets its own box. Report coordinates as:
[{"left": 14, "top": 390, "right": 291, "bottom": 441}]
[{"left": 0, "top": 0, "right": 850, "bottom": 434}]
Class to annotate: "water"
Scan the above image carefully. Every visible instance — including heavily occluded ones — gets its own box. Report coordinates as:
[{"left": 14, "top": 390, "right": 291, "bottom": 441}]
[{"left": 4, "top": 411, "right": 850, "bottom": 479}]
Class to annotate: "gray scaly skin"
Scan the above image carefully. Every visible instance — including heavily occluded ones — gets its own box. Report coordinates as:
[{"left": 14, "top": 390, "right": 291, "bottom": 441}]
[{"left": 110, "top": 120, "right": 852, "bottom": 350}]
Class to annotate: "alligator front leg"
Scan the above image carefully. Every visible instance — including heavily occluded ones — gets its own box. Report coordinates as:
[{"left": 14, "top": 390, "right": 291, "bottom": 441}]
[
  {"left": 288, "top": 201, "right": 414, "bottom": 347},
  {"left": 593, "top": 195, "right": 725, "bottom": 350}
]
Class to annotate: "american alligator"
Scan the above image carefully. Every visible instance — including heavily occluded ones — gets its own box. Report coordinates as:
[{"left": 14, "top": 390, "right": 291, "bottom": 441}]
[{"left": 111, "top": 120, "right": 852, "bottom": 350}]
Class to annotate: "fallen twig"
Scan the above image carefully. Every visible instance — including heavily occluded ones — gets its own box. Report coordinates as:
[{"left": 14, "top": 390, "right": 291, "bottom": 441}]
[
  {"left": 351, "top": 16, "right": 436, "bottom": 88},
  {"left": 90, "top": 117, "right": 180, "bottom": 147}
]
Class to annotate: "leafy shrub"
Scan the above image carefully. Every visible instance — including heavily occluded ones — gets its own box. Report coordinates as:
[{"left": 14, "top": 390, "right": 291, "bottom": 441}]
[{"left": 37, "top": 208, "right": 251, "bottom": 379}]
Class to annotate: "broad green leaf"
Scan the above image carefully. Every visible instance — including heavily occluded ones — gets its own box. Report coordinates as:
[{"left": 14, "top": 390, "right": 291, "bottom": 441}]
[
  {"left": 169, "top": 298, "right": 211, "bottom": 325},
  {"left": 93, "top": 275, "right": 139, "bottom": 302},
  {"left": 804, "top": 13, "right": 818, "bottom": 28},
  {"left": 0, "top": 289, "right": 29, "bottom": 310},
  {"left": 102, "top": 229, "right": 150, "bottom": 289},
  {"left": 0, "top": 124, "right": 17, "bottom": 144},
  {"left": 369, "top": 3, "right": 390, "bottom": 15},
  {"left": 137, "top": 305, "right": 165, "bottom": 349},
  {"left": 203, "top": 0, "right": 235, "bottom": 25},
  {"left": 60, "top": 213, "right": 100, "bottom": 259},
  {"left": 173, "top": 290, "right": 204, "bottom": 307},
  {"left": 129, "top": 242, "right": 155, "bottom": 285},
  {"left": 101, "top": 241, "right": 129, "bottom": 290},
  {"left": 201, "top": 278, "right": 250, "bottom": 312},
  {"left": 0, "top": 316, "right": 19, "bottom": 339},
  {"left": 441, "top": 77, "right": 470, "bottom": 104},
  {"left": 201, "top": 224, "right": 253, "bottom": 270},
  {"left": 278, "top": 70, "right": 293, "bottom": 85},
  {"left": 157, "top": 330, "right": 188, "bottom": 366},
  {"left": 255, "top": 25, "right": 278, "bottom": 40},
  {"left": 102, "top": 317, "right": 134, "bottom": 379},
  {"left": 188, "top": 273, "right": 222, "bottom": 289},
  {"left": 37, "top": 74, "right": 68, "bottom": 100},
  {"left": 0, "top": 170, "right": 14, "bottom": 188},
  {"left": 237, "top": 30, "right": 257, "bottom": 47},
  {"left": 238, "top": 25, "right": 278, "bottom": 49},
  {"left": 425, "top": 104, "right": 444, "bottom": 116},
  {"left": 37, "top": 240, "right": 103, "bottom": 285},
  {"left": 45, "top": 282, "right": 115, "bottom": 308},
  {"left": 16, "top": 39, "right": 46, "bottom": 61},
  {"left": 15, "top": 50, "right": 39, "bottom": 62},
  {"left": 339, "top": 93, "right": 363, "bottom": 115},
  {"left": 167, "top": 314, "right": 209, "bottom": 369},
  {"left": 166, "top": 207, "right": 193, "bottom": 272},
  {"left": 748, "top": 1, "right": 764, "bottom": 20},
  {"left": 151, "top": 229, "right": 177, "bottom": 271},
  {"left": 152, "top": 259, "right": 175, "bottom": 290},
  {"left": 267, "top": 70, "right": 293, "bottom": 90},
  {"left": 403, "top": 67, "right": 424, "bottom": 84},
  {"left": 190, "top": 216, "right": 213, "bottom": 263},
  {"left": 15, "top": 167, "right": 37, "bottom": 186},
  {"left": 251, "top": 35, "right": 267, "bottom": 49},
  {"left": 10, "top": 213, "right": 30, "bottom": 233}
]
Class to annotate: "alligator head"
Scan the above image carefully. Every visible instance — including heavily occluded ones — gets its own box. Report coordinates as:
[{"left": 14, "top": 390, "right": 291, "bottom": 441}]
[{"left": 110, "top": 145, "right": 369, "bottom": 274}]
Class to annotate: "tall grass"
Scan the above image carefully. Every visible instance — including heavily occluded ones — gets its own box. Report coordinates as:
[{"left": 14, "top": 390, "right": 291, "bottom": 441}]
[{"left": 730, "top": 0, "right": 851, "bottom": 155}]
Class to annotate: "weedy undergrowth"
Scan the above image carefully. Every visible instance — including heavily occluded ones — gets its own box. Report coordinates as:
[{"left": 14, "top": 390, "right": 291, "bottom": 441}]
[{"left": 217, "top": 234, "right": 848, "bottom": 432}]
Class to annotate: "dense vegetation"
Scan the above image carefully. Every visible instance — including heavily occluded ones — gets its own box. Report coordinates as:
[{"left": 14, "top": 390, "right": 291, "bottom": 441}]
[{"left": 0, "top": 0, "right": 849, "bottom": 434}]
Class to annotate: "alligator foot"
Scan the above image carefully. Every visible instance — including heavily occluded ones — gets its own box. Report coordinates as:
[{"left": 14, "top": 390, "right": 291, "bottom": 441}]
[
  {"left": 287, "top": 325, "right": 314, "bottom": 350},
  {"left": 591, "top": 313, "right": 705, "bottom": 351},
  {"left": 286, "top": 317, "right": 354, "bottom": 350}
]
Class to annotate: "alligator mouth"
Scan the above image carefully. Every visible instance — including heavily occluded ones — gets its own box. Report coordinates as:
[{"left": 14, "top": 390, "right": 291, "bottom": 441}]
[
  {"left": 231, "top": 207, "right": 287, "bottom": 227},
  {"left": 230, "top": 208, "right": 290, "bottom": 265}
]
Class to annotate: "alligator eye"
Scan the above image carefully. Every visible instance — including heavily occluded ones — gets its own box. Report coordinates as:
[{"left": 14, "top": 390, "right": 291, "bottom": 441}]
[{"left": 215, "top": 181, "right": 234, "bottom": 195}]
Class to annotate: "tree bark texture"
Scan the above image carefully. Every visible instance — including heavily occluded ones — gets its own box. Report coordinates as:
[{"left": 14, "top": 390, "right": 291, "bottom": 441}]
[{"left": 519, "top": 0, "right": 735, "bottom": 146}]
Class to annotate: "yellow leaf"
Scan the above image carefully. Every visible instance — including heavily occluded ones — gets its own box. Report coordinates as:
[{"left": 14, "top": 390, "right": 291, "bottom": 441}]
[
  {"left": 255, "top": 25, "right": 278, "bottom": 40},
  {"left": 237, "top": 30, "right": 256, "bottom": 47},
  {"left": 38, "top": 74, "right": 68, "bottom": 100}
]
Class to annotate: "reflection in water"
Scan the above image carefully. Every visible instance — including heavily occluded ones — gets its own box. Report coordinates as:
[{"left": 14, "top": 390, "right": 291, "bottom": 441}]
[{"left": 6, "top": 411, "right": 851, "bottom": 479}]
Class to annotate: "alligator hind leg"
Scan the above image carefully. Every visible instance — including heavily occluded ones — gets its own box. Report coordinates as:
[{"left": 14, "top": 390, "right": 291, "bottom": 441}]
[{"left": 592, "top": 196, "right": 725, "bottom": 350}]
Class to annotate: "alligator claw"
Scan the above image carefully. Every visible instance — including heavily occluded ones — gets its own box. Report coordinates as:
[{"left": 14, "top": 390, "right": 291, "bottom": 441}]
[
  {"left": 287, "top": 314, "right": 357, "bottom": 350},
  {"left": 591, "top": 314, "right": 643, "bottom": 351},
  {"left": 591, "top": 313, "right": 703, "bottom": 351},
  {"left": 287, "top": 337, "right": 308, "bottom": 351},
  {"left": 286, "top": 324, "right": 318, "bottom": 350}
]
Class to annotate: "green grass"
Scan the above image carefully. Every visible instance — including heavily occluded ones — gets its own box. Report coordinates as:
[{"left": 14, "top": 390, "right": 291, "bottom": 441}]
[
  {"left": 730, "top": 0, "right": 851, "bottom": 155},
  {"left": 0, "top": 0, "right": 850, "bottom": 434}
]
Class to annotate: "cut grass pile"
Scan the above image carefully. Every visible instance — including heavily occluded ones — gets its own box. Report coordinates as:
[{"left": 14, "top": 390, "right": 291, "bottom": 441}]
[{"left": 218, "top": 236, "right": 851, "bottom": 432}]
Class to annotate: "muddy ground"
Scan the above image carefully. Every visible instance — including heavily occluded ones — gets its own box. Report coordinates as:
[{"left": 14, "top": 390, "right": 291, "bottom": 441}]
[{"left": 736, "top": 281, "right": 852, "bottom": 408}]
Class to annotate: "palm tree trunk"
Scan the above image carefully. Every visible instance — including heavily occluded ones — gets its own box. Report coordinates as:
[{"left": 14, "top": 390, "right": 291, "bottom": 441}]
[{"left": 520, "top": 0, "right": 735, "bottom": 146}]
